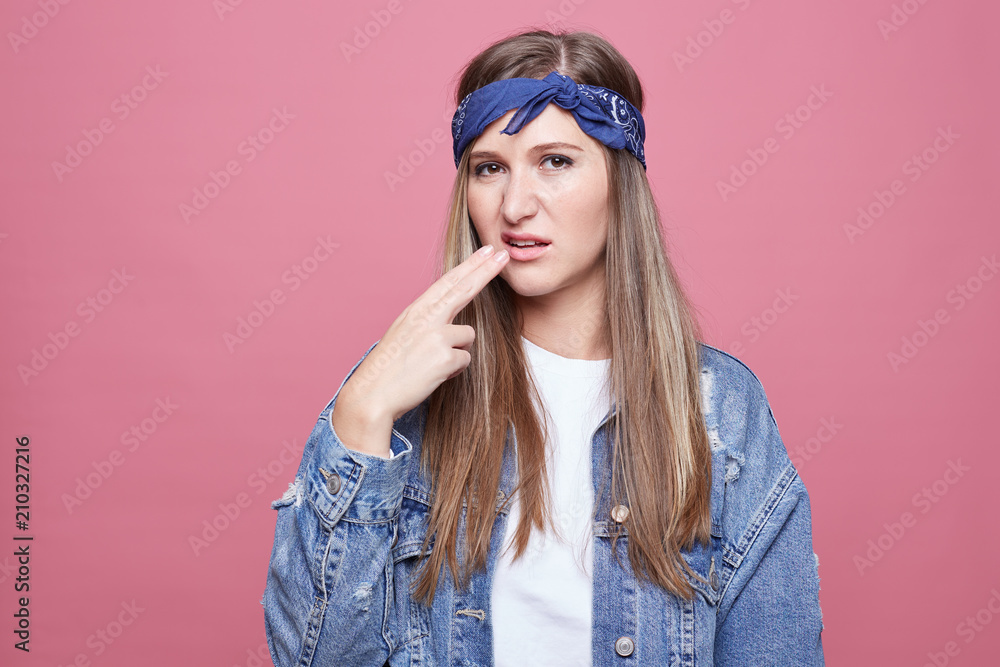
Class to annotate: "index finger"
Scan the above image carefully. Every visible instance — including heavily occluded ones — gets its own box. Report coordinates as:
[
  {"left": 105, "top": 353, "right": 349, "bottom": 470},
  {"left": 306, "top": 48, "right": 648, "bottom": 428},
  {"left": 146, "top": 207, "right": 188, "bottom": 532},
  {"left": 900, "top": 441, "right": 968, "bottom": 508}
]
[{"left": 422, "top": 245, "right": 509, "bottom": 324}]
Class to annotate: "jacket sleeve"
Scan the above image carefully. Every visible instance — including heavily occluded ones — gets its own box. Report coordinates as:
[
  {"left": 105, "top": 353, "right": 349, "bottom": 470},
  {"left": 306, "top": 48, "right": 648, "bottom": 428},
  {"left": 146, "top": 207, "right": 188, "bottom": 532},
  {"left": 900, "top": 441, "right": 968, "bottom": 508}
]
[
  {"left": 713, "top": 371, "right": 825, "bottom": 666},
  {"left": 263, "top": 338, "right": 413, "bottom": 666}
]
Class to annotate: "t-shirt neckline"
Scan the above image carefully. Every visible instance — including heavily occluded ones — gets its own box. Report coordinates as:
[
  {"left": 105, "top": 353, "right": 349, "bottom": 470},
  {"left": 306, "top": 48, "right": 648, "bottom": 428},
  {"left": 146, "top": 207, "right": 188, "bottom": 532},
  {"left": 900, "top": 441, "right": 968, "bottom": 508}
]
[{"left": 520, "top": 335, "right": 611, "bottom": 378}]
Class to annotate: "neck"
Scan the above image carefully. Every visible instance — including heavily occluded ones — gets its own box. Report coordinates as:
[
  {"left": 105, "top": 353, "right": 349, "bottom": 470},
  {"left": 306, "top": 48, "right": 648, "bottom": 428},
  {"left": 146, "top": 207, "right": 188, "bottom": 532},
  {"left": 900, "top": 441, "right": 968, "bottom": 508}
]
[{"left": 515, "top": 282, "right": 610, "bottom": 360}]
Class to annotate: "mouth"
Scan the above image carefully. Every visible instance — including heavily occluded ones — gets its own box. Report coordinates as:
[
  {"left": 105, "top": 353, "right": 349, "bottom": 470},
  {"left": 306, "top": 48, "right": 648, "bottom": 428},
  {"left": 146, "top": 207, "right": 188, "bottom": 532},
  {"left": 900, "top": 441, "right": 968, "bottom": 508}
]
[
  {"left": 504, "top": 239, "right": 550, "bottom": 249},
  {"left": 503, "top": 240, "right": 550, "bottom": 261}
]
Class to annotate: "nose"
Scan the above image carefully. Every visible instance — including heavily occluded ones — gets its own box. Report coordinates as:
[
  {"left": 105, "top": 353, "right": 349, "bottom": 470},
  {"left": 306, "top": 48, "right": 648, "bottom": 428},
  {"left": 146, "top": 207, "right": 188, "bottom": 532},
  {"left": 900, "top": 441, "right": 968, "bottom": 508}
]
[{"left": 499, "top": 165, "right": 539, "bottom": 224}]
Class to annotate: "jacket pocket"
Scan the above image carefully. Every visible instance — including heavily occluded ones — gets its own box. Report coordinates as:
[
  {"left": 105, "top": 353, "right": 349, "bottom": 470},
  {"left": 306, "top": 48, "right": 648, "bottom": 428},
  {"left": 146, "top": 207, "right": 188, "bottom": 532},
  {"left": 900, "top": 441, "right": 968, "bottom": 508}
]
[
  {"left": 391, "top": 489, "right": 434, "bottom": 561},
  {"left": 387, "top": 491, "right": 434, "bottom": 658},
  {"left": 680, "top": 541, "right": 720, "bottom": 608}
]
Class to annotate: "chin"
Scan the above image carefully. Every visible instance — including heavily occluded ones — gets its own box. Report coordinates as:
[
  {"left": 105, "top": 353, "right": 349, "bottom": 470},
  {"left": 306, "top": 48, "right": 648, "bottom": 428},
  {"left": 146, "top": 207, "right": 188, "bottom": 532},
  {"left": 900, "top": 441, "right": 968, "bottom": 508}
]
[{"left": 500, "top": 273, "right": 560, "bottom": 298}]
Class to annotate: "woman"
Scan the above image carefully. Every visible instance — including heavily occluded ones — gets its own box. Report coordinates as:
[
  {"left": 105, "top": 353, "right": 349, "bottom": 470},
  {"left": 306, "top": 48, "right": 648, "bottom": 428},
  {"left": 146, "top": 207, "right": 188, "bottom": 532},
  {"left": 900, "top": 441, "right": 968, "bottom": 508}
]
[{"left": 263, "top": 29, "right": 824, "bottom": 666}]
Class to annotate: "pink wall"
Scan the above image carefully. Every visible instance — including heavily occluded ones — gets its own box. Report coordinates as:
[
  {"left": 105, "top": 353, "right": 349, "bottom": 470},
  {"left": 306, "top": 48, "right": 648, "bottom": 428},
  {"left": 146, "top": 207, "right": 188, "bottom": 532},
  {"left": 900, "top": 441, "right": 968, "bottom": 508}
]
[{"left": 2, "top": 1, "right": 997, "bottom": 665}]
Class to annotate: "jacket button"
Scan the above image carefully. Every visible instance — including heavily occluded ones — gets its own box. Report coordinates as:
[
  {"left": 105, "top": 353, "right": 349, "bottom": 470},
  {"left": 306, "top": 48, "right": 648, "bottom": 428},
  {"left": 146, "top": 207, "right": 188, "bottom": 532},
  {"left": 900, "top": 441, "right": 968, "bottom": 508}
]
[
  {"left": 614, "top": 636, "right": 634, "bottom": 657},
  {"left": 325, "top": 471, "right": 341, "bottom": 495},
  {"left": 611, "top": 504, "right": 629, "bottom": 523}
]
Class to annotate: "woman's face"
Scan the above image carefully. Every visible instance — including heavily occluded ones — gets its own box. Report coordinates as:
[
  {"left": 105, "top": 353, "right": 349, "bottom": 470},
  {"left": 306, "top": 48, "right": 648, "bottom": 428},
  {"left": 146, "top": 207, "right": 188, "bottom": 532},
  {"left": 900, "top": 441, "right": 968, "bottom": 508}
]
[{"left": 466, "top": 104, "right": 610, "bottom": 303}]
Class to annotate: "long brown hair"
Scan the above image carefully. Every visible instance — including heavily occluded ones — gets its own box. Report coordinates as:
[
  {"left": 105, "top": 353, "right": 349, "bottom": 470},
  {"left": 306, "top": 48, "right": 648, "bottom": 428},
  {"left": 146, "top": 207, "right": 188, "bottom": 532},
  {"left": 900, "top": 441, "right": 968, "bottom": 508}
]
[{"left": 414, "top": 28, "right": 713, "bottom": 604}]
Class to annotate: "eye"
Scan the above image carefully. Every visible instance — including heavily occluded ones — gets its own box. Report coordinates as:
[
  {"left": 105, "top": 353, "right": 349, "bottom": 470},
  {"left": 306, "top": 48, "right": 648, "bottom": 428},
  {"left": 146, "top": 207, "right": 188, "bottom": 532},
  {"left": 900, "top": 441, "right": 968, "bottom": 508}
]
[
  {"left": 472, "top": 155, "right": 573, "bottom": 177},
  {"left": 543, "top": 155, "right": 573, "bottom": 169},
  {"left": 473, "top": 162, "right": 502, "bottom": 177}
]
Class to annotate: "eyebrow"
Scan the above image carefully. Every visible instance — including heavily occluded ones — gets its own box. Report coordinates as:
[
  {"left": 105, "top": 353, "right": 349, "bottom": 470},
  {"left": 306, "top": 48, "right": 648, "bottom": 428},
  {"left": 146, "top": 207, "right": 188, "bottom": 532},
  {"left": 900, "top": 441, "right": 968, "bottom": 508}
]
[{"left": 469, "top": 141, "right": 585, "bottom": 160}]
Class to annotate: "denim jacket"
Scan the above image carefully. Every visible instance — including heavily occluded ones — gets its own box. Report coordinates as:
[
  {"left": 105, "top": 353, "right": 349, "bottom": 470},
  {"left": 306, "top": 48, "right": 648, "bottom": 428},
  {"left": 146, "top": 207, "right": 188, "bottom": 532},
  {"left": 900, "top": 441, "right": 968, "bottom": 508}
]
[{"left": 263, "top": 338, "right": 825, "bottom": 666}]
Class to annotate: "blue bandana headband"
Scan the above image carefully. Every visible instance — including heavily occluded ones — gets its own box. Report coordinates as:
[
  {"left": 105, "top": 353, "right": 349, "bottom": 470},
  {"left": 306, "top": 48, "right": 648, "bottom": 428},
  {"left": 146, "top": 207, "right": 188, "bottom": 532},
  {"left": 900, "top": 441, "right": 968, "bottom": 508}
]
[{"left": 451, "top": 70, "right": 647, "bottom": 170}]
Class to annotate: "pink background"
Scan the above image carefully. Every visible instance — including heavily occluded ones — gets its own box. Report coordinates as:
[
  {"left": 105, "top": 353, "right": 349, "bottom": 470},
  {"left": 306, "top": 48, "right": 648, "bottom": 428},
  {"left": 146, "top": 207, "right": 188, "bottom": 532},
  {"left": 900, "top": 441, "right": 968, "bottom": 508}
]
[{"left": 2, "top": 0, "right": 998, "bottom": 665}]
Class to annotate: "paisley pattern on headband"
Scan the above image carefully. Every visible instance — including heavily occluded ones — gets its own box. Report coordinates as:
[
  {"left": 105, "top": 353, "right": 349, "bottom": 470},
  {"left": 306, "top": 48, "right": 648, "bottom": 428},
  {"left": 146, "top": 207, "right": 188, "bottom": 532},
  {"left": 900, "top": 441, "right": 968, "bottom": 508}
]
[
  {"left": 451, "top": 71, "right": 647, "bottom": 170},
  {"left": 452, "top": 92, "right": 472, "bottom": 147},
  {"left": 576, "top": 85, "right": 646, "bottom": 169}
]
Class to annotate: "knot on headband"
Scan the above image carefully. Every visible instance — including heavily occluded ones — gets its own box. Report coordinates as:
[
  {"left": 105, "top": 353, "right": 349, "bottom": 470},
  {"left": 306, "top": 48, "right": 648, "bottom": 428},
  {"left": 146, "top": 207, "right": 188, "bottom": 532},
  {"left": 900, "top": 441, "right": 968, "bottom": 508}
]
[{"left": 452, "top": 70, "right": 646, "bottom": 170}]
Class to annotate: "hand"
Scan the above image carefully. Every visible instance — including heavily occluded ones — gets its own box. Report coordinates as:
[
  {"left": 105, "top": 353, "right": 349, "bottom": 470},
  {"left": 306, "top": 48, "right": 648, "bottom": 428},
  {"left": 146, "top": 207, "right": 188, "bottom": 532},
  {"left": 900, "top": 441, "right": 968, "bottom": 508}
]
[{"left": 344, "top": 244, "right": 510, "bottom": 425}]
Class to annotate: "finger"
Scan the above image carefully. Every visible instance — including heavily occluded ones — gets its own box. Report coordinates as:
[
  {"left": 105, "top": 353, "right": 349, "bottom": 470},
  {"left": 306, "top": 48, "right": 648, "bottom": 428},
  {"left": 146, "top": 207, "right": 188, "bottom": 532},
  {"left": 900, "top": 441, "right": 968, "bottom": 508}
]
[
  {"left": 447, "top": 348, "right": 472, "bottom": 377},
  {"left": 434, "top": 247, "right": 509, "bottom": 325},
  {"left": 417, "top": 245, "right": 501, "bottom": 309},
  {"left": 442, "top": 323, "right": 476, "bottom": 351}
]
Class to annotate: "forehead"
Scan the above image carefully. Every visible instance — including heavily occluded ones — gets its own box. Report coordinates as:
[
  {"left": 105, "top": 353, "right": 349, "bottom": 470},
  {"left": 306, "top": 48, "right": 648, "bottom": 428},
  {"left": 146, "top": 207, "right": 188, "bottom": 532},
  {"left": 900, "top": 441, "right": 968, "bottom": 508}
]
[{"left": 470, "top": 104, "right": 601, "bottom": 153}]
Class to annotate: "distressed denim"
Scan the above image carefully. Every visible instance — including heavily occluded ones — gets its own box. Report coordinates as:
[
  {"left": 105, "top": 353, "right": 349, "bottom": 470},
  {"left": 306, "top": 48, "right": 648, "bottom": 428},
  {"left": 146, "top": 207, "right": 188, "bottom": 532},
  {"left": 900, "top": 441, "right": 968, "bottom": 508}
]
[{"left": 263, "top": 339, "right": 825, "bottom": 666}]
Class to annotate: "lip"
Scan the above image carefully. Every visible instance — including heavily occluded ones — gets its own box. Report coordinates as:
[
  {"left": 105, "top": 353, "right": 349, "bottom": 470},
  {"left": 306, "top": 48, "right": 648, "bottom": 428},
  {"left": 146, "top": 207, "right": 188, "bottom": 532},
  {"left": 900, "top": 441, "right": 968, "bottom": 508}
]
[
  {"left": 504, "top": 242, "right": 549, "bottom": 261},
  {"left": 500, "top": 232, "right": 551, "bottom": 262},
  {"left": 502, "top": 231, "right": 551, "bottom": 244}
]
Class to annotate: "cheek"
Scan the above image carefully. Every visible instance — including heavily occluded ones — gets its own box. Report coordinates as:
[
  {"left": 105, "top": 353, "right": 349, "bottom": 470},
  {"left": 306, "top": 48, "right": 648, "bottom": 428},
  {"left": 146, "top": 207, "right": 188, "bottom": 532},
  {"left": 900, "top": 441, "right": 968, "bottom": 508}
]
[
  {"left": 571, "top": 168, "right": 608, "bottom": 221},
  {"left": 567, "top": 188, "right": 609, "bottom": 239},
  {"left": 466, "top": 187, "right": 493, "bottom": 225},
  {"left": 563, "top": 219, "right": 608, "bottom": 265},
  {"left": 465, "top": 198, "right": 484, "bottom": 236}
]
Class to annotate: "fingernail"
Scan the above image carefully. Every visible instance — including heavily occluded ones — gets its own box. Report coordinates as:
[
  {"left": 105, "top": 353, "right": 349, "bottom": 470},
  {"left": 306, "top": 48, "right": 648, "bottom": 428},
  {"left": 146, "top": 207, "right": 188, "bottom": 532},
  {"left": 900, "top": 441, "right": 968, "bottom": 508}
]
[
  {"left": 477, "top": 244, "right": 494, "bottom": 256},
  {"left": 494, "top": 248, "right": 508, "bottom": 262}
]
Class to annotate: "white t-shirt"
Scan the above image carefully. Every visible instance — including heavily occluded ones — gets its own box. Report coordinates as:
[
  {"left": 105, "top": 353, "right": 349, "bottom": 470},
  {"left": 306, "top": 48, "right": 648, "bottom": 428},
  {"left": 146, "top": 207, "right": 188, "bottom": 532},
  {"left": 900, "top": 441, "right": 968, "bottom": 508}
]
[{"left": 492, "top": 335, "right": 611, "bottom": 667}]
